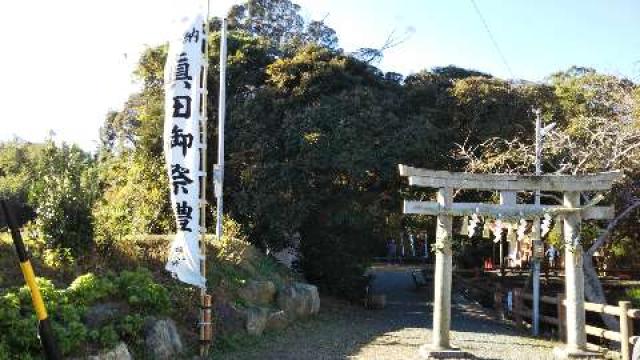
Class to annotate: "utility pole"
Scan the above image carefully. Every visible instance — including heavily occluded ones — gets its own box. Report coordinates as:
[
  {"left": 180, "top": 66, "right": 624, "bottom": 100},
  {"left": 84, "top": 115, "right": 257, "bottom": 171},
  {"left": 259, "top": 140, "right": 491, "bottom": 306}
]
[
  {"left": 532, "top": 108, "right": 551, "bottom": 336},
  {"left": 531, "top": 109, "right": 541, "bottom": 335}
]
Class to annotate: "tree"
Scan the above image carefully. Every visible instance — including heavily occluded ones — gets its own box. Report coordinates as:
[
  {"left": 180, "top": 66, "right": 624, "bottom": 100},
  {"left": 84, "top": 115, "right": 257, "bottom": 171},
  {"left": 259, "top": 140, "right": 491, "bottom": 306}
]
[
  {"left": 29, "top": 140, "right": 97, "bottom": 254},
  {"left": 457, "top": 68, "right": 640, "bottom": 331},
  {"left": 304, "top": 20, "right": 338, "bottom": 50},
  {"left": 0, "top": 139, "right": 44, "bottom": 226},
  {"left": 226, "top": 0, "right": 339, "bottom": 53}
]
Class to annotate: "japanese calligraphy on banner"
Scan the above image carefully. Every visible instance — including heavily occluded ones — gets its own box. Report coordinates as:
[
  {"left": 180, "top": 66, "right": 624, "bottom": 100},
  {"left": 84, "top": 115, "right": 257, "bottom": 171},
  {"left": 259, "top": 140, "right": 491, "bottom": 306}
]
[{"left": 164, "top": 15, "right": 206, "bottom": 288}]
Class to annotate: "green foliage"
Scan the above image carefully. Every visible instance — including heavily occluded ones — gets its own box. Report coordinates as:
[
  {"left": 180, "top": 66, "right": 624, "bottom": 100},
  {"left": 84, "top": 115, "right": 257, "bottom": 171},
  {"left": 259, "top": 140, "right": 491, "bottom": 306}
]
[
  {"left": 452, "top": 234, "right": 493, "bottom": 268},
  {"left": 67, "top": 272, "right": 116, "bottom": 305},
  {"left": 115, "top": 269, "right": 171, "bottom": 315},
  {"left": 226, "top": 0, "right": 338, "bottom": 53},
  {"left": 115, "top": 314, "right": 145, "bottom": 345},
  {"left": 0, "top": 139, "right": 44, "bottom": 226},
  {"left": 625, "top": 287, "right": 640, "bottom": 308},
  {"left": 24, "top": 139, "right": 96, "bottom": 256},
  {"left": 92, "top": 152, "right": 174, "bottom": 250},
  {"left": 0, "top": 269, "right": 170, "bottom": 357},
  {"left": 90, "top": 0, "right": 640, "bottom": 300}
]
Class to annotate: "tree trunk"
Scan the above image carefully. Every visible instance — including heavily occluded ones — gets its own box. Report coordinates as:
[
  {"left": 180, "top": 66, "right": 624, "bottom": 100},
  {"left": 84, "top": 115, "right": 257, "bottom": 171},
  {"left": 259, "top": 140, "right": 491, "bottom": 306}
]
[
  {"left": 582, "top": 200, "right": 640, "bottom": 332},
  {"left": 582, "top": 254, "right": 618, "bottom": 331}
]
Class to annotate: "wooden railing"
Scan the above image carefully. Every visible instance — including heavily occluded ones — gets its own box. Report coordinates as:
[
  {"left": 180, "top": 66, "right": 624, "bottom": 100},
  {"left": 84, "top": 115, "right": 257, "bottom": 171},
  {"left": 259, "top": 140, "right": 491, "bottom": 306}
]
[{"left": 506, "top": 288, "right": 639, "bottom": 360}]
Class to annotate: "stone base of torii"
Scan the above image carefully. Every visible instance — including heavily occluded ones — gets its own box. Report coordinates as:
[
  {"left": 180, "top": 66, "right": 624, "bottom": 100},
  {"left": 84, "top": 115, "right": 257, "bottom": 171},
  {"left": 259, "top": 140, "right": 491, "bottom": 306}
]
[
  {"left": 399, "top": 165, "right": 620, "bottom": 360},
  {"left": 419, "top": 347, "right": 470, "bottom": 359}
]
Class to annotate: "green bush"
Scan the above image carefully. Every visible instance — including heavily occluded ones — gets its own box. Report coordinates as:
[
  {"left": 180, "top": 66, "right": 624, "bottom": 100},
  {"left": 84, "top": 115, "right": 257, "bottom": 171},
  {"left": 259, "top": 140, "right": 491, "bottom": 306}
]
[
  {"left": 625, "top": 288, "right": 640, "bottom": 308},
  {"left": 67, "top": 272, "right": 116, "bottom": 305},
  {"left": 115, "top": 268, "right": 171, "bottom": 315},
  {"left": 28, "top": 140, "right": 97, "bottom": 255},
  {"left": 0, "top": 268, "right": 171, "bottom": 358}
]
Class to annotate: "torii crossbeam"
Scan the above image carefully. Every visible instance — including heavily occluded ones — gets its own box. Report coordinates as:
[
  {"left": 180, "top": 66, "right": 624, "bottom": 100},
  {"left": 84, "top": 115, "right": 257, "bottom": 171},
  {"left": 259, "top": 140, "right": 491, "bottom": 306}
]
[{"left": 399, "top": 164, "right": 621, "bottom": 360}]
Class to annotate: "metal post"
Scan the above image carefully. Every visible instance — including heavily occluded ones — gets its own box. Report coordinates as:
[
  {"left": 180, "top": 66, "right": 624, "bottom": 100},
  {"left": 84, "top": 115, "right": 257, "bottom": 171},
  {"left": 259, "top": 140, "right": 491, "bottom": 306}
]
[
  {"left": 500, "top": 230, "right": 505, "bottom": 276},
  {"left": 199, "top": 5, "right": 213, "bottom": 357},
  {"left": 532, "top": 109, "right": 542, "bottom": 336},
  {"left": 0, "top": 200, "right": 62, "bottom": 360},
  {"left": 206, "top": 18, "right": 227, "bottom": 357},
  {"left": 215, "top": 18, "right": 227, "bottom": 246},
  {"left": 500, "top": 191, "right": 516, "bottom": 275}
]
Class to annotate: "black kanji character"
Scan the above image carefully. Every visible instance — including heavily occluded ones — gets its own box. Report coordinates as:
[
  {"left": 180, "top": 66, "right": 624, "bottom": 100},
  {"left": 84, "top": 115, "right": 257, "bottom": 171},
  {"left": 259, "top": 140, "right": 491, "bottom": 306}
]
[
  {"left": 171, "top": 164, "right": 194, "bottom": 194},
  {"left": 176, "top": 201, "right": 193, "bottom": 232},
  {"left": 172, "top": 96, "right": 191, "bottom": 119},
  {"left": 183, "top": 27, "right": 199, "bottom": 43},
  {"left": 176, "top": 52, "right": 193, "bottom": 89},
  {"left": 170, "top": 125, "right": 194, "bottom": 156}
]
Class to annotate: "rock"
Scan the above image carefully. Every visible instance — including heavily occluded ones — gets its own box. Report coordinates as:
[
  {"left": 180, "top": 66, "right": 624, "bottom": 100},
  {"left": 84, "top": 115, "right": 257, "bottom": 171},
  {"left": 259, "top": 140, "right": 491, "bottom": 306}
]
[
  {"left": 365, "top": 294, "right": 386, "bottom": 310},
  {"left": 215, "top": 300, "right": 247, "bottom": 336},
  {"left": 83, "top": 302, "right": 128, "bottom": 329},
  {"left": 272, "top": 247, "right": 300, "bottom": 270},
  {"left": 277, "top": 282, "right": 320, "bottom": 319},
  {"left": 143, "top": 318, "right": 183, "bottom": 359},
  {"left": 265, "top": 310, "right": 289, "bottom": 331},
  {"left": 87, "top": 342, "right": 131, "bottom": 360},
  {"left": 246, "top": 307, "right": 269, "bottom": 336},
  {"left": 238, "top": 280, "right": 276, "bottom": 306}
]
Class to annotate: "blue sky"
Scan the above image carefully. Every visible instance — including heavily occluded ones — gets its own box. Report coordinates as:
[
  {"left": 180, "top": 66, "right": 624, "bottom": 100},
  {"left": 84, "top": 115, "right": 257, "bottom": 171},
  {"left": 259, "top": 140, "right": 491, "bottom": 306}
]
[{"left": 0, "top": 0, "right": 638, "bottom": 151}]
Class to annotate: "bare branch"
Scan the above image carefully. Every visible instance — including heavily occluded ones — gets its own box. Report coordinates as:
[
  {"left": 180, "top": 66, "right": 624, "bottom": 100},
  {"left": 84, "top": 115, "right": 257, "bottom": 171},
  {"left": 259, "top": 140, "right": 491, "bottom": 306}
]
[{"left": 586, "top": 200, "right": 640, "bottom": 256}]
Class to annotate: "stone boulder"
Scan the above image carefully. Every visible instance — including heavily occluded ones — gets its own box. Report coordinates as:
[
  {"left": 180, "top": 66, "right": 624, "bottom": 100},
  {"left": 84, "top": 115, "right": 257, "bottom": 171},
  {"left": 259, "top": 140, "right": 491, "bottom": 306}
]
[
  {"left": 238, "top": 280, "right": 276, "bottom": 306},
  {"left": 215, "top": 300, "right": 247, "bottom": 336},
  {"left": 265, "top": 310, "right": 289, "bottom": 331},
  {"left": 246, "top": 307, "right": 269, "bottom": 336},
  {"left": 83, "top": 302, "right": 128, "bottom": 329},
  {"left": 143, "top": 318, "right": 183, "bottom": 360},
  {"left": 277, "top": 282, "right": 320, "bottom": 319},
  {"left": 87, "top": 342, "right": 131, "bottom": 360}
]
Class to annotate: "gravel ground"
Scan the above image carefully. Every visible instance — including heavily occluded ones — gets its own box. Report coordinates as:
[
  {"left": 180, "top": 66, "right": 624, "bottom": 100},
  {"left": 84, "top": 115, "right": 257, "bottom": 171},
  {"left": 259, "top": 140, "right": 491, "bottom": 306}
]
[{"left": 215, "top": 265, "right": 559, "bottom": 360}]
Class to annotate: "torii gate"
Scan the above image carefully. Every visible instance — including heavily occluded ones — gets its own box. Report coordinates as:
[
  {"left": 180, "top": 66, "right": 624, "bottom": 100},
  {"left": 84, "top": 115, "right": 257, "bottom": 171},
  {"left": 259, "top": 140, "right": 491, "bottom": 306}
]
[{"left": 399, "top": 164, "right": 620, "bottom": 359}]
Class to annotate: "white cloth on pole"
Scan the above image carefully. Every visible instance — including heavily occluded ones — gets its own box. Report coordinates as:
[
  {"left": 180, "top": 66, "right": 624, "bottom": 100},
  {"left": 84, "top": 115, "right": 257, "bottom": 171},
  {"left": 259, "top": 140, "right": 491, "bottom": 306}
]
[{"left": 164, "top": 14, "right": 206, "bottom": 288}]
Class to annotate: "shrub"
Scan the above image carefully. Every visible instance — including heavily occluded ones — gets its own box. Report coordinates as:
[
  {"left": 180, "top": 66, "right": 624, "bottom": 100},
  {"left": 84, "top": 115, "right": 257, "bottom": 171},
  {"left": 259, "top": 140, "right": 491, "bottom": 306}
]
[
  {"left": 300, "top": 217, "right": 376, "bottom": 302},
  {"left": 115, "top": 268, "right": 171, "bottom": 315},
  {"left": 67, "top": 273, "right": 116, "bottom": 305},
  {"left": 625, "top": 287, "right": 640, "bottom": 308},
  {"left": 0, "top": 268, "right": 171, "bottom": 358},
  {"left": 28, "top": 140, "right": 96, "bottom": 255}
]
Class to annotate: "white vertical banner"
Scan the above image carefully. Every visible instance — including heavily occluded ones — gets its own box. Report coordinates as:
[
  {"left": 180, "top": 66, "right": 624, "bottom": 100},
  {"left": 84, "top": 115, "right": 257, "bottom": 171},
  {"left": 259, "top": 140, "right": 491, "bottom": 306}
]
[{"left": 164, "top": 14, "right": 206, "bottom": 288}]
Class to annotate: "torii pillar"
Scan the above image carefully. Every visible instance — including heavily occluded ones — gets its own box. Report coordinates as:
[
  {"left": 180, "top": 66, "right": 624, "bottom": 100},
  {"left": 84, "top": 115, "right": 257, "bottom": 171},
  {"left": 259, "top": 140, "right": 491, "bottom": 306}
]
[
  {"left": 552, "top": 191, "right": 598, "bottom": 359},
  {"left": 399, "top": 165, "right": 619, "bottom": 360},
  {"left": 417, "top": 186, "right": 470, "bottom": 359}
]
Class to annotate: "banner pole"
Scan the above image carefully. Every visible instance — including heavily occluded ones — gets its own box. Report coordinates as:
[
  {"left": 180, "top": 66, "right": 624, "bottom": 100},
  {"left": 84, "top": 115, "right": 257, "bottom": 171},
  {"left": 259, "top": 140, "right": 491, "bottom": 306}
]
[
  {"left": 215, "top": 20, "right": 227, "bottom": 248},
  {"left": 199, "top": 0, "right": 212, "bottom": 357}
]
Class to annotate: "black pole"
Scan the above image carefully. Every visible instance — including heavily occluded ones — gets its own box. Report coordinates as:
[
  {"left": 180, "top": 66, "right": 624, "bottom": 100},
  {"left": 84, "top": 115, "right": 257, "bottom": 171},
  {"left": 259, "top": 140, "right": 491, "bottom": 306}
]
[{"left": 0, "top": 200, "right": 62, "bottom": 360}]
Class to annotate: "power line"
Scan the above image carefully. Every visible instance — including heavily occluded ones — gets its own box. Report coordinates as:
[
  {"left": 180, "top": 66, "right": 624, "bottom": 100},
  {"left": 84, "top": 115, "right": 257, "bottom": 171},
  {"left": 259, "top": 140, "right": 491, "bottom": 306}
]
[{"left": 469, "top": 0, "right": 515, "bottom": 79}]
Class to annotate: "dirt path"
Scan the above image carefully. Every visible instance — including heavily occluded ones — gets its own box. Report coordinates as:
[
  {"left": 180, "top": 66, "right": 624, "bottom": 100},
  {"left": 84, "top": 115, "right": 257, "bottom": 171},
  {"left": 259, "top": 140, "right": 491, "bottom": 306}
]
[{"left": 215, "top": 265, "right": 559, "bottom": 359}]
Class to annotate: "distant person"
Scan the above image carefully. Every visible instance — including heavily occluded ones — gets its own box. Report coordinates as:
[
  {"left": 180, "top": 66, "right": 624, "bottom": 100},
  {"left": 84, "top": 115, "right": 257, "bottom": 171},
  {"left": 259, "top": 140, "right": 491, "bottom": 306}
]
[
  {"left": 545, "top": 245, "right": 559, "bottom": 269},
  {"left": 408, "top": 233, "right": 416, "bottom": 257},
  {"left": 386, "top": 239, "right": 397, "bottom": 264}
]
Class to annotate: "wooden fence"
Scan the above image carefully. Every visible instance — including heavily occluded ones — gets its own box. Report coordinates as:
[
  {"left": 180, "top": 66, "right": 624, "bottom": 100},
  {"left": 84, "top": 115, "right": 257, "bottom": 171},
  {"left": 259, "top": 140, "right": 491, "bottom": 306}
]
[{"left": 507, "top": 288, "right": 639, "bottom": 360}]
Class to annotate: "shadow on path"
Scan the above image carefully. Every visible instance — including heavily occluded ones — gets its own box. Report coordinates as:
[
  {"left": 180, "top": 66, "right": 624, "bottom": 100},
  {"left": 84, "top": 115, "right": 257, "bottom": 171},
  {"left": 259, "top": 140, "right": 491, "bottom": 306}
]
[{"left": 215, "top": 264, "right": 558, "bottom": 360}]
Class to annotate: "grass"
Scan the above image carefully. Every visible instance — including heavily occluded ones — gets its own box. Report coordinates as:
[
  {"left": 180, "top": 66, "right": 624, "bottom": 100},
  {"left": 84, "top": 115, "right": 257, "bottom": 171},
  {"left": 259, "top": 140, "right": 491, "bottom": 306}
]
[{"left": 0, "top": 231, "right": 300, "bottom": 358}]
